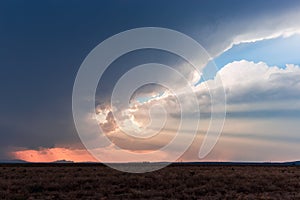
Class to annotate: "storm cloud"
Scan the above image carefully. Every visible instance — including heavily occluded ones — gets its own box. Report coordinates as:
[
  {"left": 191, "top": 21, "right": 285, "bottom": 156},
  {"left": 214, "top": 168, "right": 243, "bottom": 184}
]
[{"left": 1, "top": 0, "right": 300, "bottom": 161}]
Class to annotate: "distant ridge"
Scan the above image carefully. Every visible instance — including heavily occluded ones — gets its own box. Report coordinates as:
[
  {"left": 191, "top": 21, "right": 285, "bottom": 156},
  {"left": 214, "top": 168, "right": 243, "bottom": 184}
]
[
  {"left": 0, "top": 159, "right": 74, "bottom": 164},
  {"left": 285, "top": 161, "right": 300, "bottom": 166},
  {"left": 0, "top": 160, "right": 299, "bottom": 166},
  {"left": 102, "top": 161, "right": 300, "bottom": 166},
  {"left": 52, "top": 160, "right": 74, "bottom": 163},
  {"left": 0, "top": 159, "right": 27, "bottom": 163},
  {"left": 172, "top": 161, "right": 300, "bottom": 166}
]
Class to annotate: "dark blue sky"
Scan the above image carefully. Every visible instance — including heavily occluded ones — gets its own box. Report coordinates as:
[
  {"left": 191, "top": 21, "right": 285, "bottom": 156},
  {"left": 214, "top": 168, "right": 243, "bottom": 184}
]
[{"left": 0, "top": 0, "right": 299, "bottom": 160}]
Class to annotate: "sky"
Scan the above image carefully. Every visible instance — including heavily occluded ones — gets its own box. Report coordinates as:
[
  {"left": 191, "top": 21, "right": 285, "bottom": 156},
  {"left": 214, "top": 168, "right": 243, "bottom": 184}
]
[{"left": 1, "top": 0, "right": 300, "bottom": 162}]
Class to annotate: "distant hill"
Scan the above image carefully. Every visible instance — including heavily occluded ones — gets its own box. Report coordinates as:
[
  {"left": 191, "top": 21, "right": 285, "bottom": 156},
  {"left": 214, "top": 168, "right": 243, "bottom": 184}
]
[
  {"left": 285, "top": 161, "right": 300, "bottom": 166},
  {"left": 52, "top": 160, "right": 74, "bottom": 163},
  {"left": 0, "top": 159, "right": 27, "bottom": 163},
  {"left": 0, "top": 160, "right": 299, "bottom": 165},
  {"left": 0, "top": 159, "right": 74, "bottom": 164}
]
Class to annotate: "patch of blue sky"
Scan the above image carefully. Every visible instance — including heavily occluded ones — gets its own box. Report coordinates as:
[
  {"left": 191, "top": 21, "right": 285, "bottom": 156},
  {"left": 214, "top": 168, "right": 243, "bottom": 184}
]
[
  {"left": 197, "top": 34, "right": 300, "bottom": 85},
  {"left": 215, "top": 34, "right": 300, "bottom": 68},
  {"left": 135, "top": 92, "right": 165, "bottom": 104}
]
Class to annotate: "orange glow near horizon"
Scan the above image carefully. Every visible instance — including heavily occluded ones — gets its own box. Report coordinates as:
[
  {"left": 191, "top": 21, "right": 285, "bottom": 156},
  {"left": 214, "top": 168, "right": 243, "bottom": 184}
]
[{"left": 12, "top": 147, "right": 97, "bottom": 162}]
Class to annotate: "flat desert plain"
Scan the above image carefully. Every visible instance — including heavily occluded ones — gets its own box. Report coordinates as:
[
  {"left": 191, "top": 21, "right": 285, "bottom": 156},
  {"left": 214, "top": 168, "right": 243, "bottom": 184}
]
[{"left": 0, "top": 164, "right": 299, "bottom": 199}]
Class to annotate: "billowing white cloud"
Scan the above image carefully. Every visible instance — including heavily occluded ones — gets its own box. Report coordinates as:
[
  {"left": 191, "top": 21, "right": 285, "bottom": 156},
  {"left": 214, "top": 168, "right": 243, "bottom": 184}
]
[{"left": 210, "top": 60, "right": 300, "bottom": 105}]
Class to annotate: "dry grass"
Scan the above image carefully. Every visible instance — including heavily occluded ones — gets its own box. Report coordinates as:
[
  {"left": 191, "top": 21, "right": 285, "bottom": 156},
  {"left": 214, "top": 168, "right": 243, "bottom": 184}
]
[{"left": 0, "top": 164, "right": 299, "bottom": 199}]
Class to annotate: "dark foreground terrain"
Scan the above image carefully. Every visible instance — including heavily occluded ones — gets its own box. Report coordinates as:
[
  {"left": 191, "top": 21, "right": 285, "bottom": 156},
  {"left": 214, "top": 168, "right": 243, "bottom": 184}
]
[{"left": 0, "top": 163, "right": 299, "bottom": 199}]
